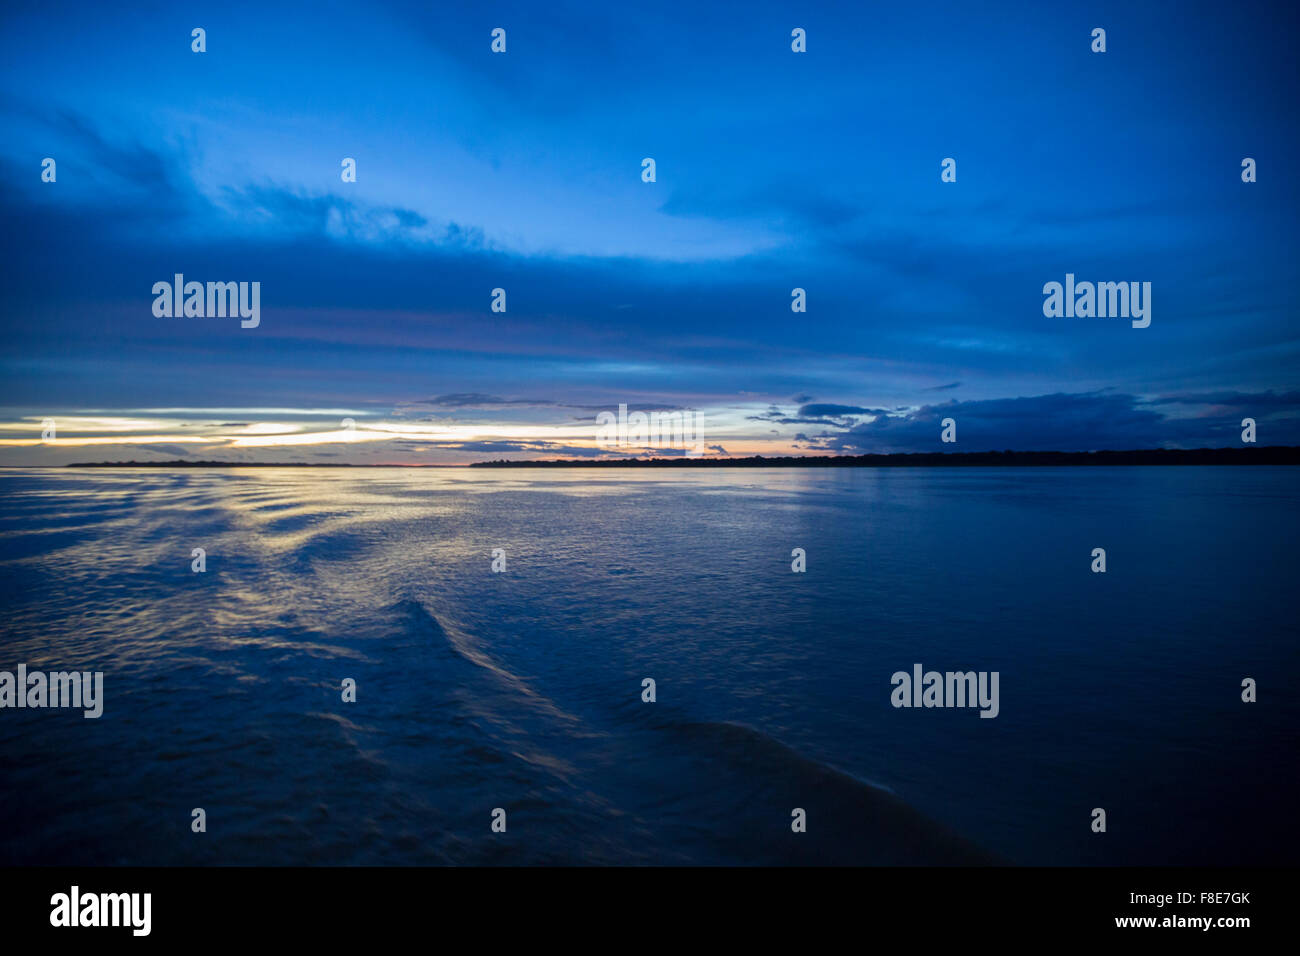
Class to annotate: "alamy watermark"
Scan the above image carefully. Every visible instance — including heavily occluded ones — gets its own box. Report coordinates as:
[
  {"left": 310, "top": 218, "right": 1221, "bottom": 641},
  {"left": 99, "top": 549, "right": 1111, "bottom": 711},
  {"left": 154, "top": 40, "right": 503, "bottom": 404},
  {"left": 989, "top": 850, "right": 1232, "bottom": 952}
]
[
  {"left": 596, "top": 403, "right": 706, "bottom": 457},
  {"left": 890, "top": 663, "right": 999, "bottom": 718},
  {"left": 1043, "top": 273, "right": 1151, "bottom": 328},
  {"left": 0, "top": 664, "right": 103, "bottom": 718},
  {"left": 152, "top": 275, "right": 260, "bottom": 328},
  {"left": 50, "top": 886, "right": 150, "bottom": 936}
]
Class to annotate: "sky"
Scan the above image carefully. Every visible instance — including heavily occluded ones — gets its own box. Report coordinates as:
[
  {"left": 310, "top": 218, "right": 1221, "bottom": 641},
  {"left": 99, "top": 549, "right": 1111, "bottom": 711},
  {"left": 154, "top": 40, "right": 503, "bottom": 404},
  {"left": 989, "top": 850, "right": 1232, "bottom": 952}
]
[{"left": 1, "top": 0, "right": 1298, "bottom": 464}]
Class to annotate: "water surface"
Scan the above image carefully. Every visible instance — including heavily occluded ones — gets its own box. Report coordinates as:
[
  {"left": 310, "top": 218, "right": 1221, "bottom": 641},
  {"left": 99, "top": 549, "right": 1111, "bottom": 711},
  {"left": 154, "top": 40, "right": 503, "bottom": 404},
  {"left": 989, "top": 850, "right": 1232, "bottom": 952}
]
[{"left": 1, "top": 466, "right": 1295, "bottom": 865}]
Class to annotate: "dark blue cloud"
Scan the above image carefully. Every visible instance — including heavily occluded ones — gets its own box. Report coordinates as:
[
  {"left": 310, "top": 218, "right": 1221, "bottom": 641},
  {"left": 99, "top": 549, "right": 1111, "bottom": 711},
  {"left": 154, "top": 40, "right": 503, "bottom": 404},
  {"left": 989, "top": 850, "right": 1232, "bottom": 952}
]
[{"left": 795, "top": 391, "right": 1300, "bottom": 453}]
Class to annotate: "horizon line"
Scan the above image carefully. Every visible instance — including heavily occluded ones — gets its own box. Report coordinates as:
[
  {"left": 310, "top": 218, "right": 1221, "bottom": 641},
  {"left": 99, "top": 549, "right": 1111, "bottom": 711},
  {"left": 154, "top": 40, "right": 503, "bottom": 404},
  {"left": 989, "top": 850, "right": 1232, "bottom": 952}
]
[{"left": 12, "top": 446, "right": 1299, "bottom": 469}]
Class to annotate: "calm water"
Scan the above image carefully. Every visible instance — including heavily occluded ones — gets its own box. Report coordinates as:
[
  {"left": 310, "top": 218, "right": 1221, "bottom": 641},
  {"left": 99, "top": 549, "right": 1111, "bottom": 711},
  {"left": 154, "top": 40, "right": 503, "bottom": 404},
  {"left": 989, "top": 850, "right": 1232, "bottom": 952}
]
[{"left": 0, "top": 466, "right": 1296, "bottom": 865}]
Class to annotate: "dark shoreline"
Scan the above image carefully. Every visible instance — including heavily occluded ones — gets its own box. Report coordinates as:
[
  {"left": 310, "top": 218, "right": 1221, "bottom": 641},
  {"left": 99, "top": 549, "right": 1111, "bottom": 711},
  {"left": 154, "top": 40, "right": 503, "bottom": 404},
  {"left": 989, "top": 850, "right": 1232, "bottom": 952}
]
[{"left": 51, "top": 446, "right": 1300, "bottom": 468}]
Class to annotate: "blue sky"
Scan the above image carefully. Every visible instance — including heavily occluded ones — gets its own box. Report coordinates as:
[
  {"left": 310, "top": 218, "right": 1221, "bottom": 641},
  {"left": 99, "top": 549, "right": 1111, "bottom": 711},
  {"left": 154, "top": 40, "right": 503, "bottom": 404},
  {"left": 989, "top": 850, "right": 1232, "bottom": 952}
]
[{"left": 2, "top": 0, "right": 1298, "bottom": 463}]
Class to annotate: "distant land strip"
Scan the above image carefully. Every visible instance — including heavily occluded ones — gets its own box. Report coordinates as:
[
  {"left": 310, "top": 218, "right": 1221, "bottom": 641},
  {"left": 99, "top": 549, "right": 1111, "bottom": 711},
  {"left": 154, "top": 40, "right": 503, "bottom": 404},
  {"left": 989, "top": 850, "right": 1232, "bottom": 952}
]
[
  {"left": 473, "top": 447, "right": 1300, "bottom": 466},
  {"left": 53, "top": 446, "right": 1300, "bottom": 468}
]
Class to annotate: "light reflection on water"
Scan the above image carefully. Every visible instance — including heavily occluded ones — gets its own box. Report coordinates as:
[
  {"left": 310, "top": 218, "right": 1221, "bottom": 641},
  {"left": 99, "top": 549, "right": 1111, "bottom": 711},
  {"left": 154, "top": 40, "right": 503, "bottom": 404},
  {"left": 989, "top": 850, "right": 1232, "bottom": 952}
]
[{"left": 0, "top": 466, "right": 1296, "bottom": 865}]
